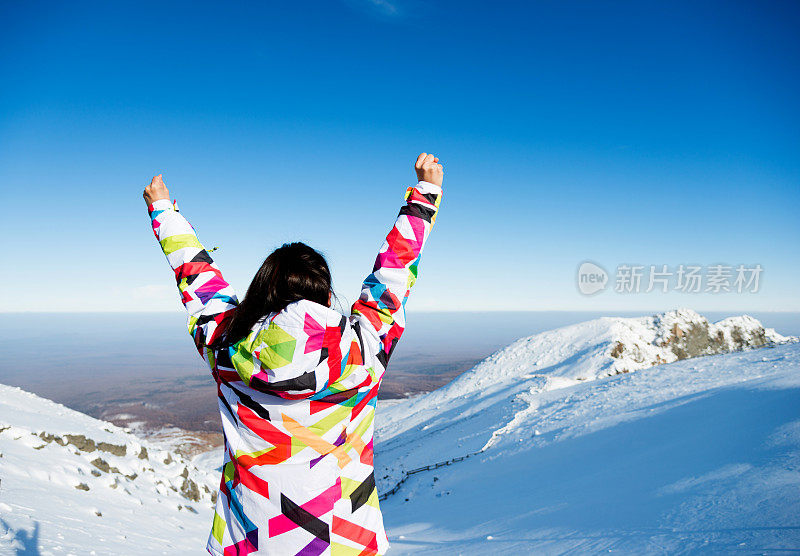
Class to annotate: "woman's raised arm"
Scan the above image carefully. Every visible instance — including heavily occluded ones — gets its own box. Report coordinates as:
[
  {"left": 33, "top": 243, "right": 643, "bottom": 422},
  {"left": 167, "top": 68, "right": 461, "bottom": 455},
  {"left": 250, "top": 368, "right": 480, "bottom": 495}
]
[
  {"left": 144, "top": 175, "right": 239, "bottom": 361},
  {"left": 349, "top": 153, "right": 444, "bottom": 367}
]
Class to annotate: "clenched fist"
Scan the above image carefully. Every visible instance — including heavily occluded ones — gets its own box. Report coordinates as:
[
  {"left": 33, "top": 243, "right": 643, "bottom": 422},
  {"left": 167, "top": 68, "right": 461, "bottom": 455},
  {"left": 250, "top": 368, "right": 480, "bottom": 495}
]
[
  {"left": 143, "top": 174, "right": 170, "bottom": 206},
  {"left": 415, "top": 153, "right": 444, "bottom": 187}
]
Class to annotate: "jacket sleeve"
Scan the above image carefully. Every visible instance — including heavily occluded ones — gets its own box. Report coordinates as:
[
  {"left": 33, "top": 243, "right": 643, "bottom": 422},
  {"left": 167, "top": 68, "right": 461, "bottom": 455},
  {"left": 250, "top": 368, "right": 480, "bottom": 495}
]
[
  {"left": 349, "top": 180, "right": 443, "bottom": 369},
  {"left": 148, "top": 199, "right": 239, "bottom": 361}
]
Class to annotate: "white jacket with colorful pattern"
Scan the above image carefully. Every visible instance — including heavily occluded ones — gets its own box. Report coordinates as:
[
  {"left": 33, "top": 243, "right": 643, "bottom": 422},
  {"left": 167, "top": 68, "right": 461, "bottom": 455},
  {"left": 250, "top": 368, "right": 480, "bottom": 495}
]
[{"left": 147, "top": 180, "right": 442, "bottom": 556}]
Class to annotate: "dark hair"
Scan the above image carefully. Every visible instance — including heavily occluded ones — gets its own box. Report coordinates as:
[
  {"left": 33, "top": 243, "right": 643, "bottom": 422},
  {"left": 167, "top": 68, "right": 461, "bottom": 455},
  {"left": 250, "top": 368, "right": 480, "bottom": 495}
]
[{"left": 218, "top": 242, "right": 333, "bottom": 348}]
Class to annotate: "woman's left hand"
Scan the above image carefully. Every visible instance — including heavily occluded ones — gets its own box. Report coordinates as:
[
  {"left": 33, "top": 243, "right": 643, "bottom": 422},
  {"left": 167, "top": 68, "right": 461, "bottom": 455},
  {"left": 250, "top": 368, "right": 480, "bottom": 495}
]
[{"left": 143, "top": 174, "right": 170, "bottom": 205}]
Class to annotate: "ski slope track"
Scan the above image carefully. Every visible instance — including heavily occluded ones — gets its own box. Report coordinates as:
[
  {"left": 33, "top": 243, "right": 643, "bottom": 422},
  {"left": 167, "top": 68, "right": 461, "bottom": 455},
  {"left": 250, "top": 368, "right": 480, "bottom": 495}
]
[{"left": 374, "top": 309, "right": 800, "bottom": 553}]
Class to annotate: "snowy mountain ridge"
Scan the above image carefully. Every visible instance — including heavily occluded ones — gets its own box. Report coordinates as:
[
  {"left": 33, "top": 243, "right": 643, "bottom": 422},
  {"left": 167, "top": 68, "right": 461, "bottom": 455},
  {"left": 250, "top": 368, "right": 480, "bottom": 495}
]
[
  {"left": 374, "top": 309, "right": 796, "bottom": 496},
  {"left": 448, "top": 308, "right": 792, "bottom": 394}
]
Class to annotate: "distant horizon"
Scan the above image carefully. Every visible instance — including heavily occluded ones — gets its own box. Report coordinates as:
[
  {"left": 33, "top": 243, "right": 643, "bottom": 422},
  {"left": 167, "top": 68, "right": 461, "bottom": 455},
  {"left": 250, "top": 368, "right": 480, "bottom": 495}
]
[
  {"left": 2, "top": 307, "right": 798, "bottom": 438},
  {"left": 4, "top": 309, "right": 799, "bottom": 340},
  {"left": 4, "top": 308, "right": 800, "bottom": 315}
]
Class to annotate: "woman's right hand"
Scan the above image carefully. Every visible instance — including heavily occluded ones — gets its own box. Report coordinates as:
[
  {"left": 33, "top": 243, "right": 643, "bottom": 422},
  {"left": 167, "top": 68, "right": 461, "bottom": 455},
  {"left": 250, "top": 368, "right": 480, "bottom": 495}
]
[
  {"left": 143, "top": 174, "right": 171, "bottom": 206},
  {"left": 415, "top": 153, "right": 444, "bottom": 187}
]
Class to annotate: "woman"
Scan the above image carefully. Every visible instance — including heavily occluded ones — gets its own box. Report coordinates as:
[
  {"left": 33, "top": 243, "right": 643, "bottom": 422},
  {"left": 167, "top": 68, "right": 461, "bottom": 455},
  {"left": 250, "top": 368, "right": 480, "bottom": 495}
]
[{"left": 143, "top": 153, "right": 444, "bottom": 556}]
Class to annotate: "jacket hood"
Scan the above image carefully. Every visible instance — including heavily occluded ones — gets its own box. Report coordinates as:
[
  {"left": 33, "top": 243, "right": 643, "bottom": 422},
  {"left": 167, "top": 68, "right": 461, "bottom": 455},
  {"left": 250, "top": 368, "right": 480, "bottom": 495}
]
[{"left": 227, "top": 299, "right": 355, "bottom": 396}]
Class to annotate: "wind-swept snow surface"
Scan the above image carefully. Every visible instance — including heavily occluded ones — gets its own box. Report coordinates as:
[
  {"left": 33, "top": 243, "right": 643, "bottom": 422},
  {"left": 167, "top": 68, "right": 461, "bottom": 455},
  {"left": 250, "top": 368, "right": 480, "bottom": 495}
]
[{"left": 375, "top": 311, "right": 800, "bottom": 554}]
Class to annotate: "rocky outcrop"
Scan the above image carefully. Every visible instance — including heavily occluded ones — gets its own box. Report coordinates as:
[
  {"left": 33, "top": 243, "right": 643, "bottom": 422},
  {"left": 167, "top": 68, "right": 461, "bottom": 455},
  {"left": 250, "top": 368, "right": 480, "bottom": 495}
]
[{"left": 608, "top": 309, "right": 794, "bottom": 374}]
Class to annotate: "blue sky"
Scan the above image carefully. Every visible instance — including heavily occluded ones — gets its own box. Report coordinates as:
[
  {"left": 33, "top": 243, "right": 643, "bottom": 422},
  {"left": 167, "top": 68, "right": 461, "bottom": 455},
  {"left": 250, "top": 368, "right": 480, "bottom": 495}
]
[{"left": 1, "top": 0, "right": 798, "bottom": 313}]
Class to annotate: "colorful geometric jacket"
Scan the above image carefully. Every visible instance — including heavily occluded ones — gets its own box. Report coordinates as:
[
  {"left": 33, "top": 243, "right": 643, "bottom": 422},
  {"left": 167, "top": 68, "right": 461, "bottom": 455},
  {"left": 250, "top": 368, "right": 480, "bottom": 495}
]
[{"left": 147, "top": 180, "right": 442, "bottom": 555}]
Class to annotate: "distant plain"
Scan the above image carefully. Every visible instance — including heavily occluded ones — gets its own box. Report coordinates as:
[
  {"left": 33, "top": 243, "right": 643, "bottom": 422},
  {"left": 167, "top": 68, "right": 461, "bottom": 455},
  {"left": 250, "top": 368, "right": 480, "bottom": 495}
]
[{"left": 1, "top": 311, "right": 797, "bottom": 446}]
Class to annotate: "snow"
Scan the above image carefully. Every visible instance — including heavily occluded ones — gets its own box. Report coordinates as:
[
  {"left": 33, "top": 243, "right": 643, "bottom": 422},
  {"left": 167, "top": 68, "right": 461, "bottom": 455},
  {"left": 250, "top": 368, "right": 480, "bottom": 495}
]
[
  {"left": 1, "top": 309, "right": 797, "bottom": 554},
  {"left": 373, "top": 311, "right": 800, "bottom": 554},
  {"left": 0, "top": 384, "right": 219, "bottom": 554},
  {"left": 373, "top": 309, "right": 795, "bottom": 489}
]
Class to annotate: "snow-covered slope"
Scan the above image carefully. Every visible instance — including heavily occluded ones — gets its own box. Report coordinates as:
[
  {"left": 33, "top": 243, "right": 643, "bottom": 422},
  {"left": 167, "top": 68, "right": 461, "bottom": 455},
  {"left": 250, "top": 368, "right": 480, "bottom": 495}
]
[
  {"left": 375, "top": 310, "right": 794, "bottom": 490},
  {"left": 0, "top": 384, "right": 221, "bottom": 554},
  {"left": 374, "top": 311, "right": 800, "bottom": 553},
  {"left": 1, "top": 309, "right": 795, "bottom": 554}
]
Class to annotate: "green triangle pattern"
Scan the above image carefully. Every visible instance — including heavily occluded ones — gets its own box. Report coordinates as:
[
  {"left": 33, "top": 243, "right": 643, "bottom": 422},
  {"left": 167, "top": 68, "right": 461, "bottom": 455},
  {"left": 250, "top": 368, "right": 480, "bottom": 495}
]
[{"left": 255, "top": 323, "right": 297, "bottom": 369}]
